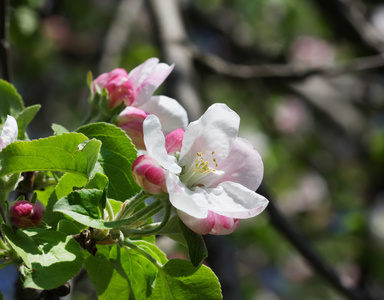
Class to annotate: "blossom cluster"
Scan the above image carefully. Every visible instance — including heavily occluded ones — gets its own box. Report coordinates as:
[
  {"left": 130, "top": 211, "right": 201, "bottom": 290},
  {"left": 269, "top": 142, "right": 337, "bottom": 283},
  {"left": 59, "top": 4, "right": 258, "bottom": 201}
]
[{"left": 91, "top": 58, "right": 269, "bottom": 235}]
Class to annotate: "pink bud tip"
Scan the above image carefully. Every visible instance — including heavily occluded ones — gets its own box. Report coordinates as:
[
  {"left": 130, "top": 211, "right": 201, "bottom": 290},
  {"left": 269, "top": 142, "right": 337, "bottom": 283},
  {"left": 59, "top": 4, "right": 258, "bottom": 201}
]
[
  {"left": 116, "top": 107, "right": 149, "bottom": 150},
  {"left": 165, "top": 128, "right": 184, "bottom": 155},
  {"left": 9, "top": 200, "right": 43, "bottom": 228}
]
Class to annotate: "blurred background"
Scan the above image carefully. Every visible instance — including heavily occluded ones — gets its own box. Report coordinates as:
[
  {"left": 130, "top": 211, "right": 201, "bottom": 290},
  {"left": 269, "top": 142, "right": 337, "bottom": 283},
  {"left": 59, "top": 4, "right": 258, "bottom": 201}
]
[{"left": 2, "top": 0, "right": 384, "bottom": 299}]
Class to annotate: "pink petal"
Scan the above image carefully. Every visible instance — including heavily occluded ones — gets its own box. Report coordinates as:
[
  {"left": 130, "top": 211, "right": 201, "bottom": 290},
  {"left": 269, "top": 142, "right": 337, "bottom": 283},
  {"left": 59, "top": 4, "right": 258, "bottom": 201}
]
[
  {"left": 177, "top": 209, "right": 215, "bottom": 235},
  {"left": 130, "top": 59, "right": 174, "bottom": 107},
  {"left": 165, "top": 128, "right": 184, "bottom": 155}
]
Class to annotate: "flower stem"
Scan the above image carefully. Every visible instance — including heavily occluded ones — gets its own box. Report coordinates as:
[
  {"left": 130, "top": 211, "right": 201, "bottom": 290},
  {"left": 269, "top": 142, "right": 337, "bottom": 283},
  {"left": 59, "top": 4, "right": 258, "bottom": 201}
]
[
  {"left": 105, "top": 199, "right": 114, "bottom": 221},
  {"left": 122, "top": 202, "right": 171, "bottom": 236},
  {"left": 105, "top": 199, "right": 161, "bottom": 228},
  {"left": 114, "top": 190, "right": 149, "bottom": 221}
]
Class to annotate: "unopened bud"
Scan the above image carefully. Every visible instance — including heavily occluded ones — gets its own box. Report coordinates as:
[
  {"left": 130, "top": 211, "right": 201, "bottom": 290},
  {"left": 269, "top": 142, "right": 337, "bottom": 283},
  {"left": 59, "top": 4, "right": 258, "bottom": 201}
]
[
  {"left": 116, "top": 107, "right": 149, "bottom": 150},
  {"left": 10, "top": 200, "right": 43, "bottom": 228},
  {"left": 132, "top": 155, "right": 167, "bottom": 194}
]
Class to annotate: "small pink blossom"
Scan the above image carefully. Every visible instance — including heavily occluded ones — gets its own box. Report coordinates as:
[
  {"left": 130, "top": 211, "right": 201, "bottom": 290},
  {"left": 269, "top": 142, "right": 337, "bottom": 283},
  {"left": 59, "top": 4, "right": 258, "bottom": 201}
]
[
  {"left": 92, "top": 58, "right": 174, "bottom": 109},
  {"left": 132, "top": 155, "right": 167, "bottom": 194},
  {"left": 93, "top": 58, "right": 189, "bottom": 148},
  {"left": 10, "top": 200, "right": 43, "bottom": 228}
]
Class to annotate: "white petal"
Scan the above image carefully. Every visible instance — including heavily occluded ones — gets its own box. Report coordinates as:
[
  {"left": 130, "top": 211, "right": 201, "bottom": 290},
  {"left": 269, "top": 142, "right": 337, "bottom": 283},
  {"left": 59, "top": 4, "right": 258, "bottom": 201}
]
[
  {"left": 166, "top": 171, "right": 208, "bottom": 218},
  {"left": 139, "top": 96, "right": 188, "bottom": 133},
  {"left": 0, "top": 115, "right": 18, "bottom": 148},
  {"left": 179, "top": 103, "right": 240, "bottom": 167},
  {"left": 206, "top": 181, "right": 268, "bottom": 219},
  {"left": 143, "top": 115, "right": 181, "bottom": 173},
  {"left": 211, "top": 137, "right": 264, "bottom": 190}
]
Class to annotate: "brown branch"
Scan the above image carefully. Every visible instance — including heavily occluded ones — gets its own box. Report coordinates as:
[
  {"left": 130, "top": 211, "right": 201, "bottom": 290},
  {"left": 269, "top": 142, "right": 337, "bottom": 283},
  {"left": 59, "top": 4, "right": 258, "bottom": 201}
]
[
  {"left": 0, "top": 0, "right": 12, "bottom": 82},
  {"left": 192, "top": 45, "right": 384, "bottom": 80},
  {"left": 98, "top": 0, "right": 143, "bottom": 73},
  {"left": 147, "top": 0, "right": 203, "bottom": 121},
  {"left": 335, "top": 0, "right": 384, "bottom": 53},
  {"left": 312, "top": 0, "right": 384, "bottom": 54}
]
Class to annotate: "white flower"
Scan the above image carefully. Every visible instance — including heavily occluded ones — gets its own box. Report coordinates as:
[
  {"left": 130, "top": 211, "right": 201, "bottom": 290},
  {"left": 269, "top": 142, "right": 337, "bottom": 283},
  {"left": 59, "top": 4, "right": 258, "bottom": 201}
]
[
  {"left": 0, "top": 115, "right": 18, "bottom": 151},
  {"left": 142, "top": 103, "right": 268, "bottom": 222}
]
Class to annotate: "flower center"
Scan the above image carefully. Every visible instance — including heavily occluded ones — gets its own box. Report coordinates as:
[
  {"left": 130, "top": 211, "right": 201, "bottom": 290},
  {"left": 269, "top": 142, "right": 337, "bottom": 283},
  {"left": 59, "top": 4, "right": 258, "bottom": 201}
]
[{"left": 179, "top": 149, "right": 222, "bottom": 188}]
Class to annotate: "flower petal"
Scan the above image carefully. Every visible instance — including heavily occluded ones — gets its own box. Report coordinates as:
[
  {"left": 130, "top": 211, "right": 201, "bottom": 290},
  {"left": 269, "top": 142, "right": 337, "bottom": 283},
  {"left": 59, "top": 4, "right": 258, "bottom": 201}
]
[
  {"left": 139, "top": 95, "right": 188, "bottom": 133},
  {"left": 143, "top": 115, "right": 181, "bottom": 173},
  {"left": 211, "top": 137, "right": 264, "bottom": 190},
  {"left": 177, "top": 209, "right": 215, "bottom": 235},
  {"left": 210, "top": 212, "right": 239, "bottom": 235},
  {"left": 166, "top": 171, "right": 208, "bottom": 218},
  {"left": 205, "top": 181, "right": 268, "bottom": 219},
  {"left": 0, "top": 115, "right": 18, "bottom": 150},
  {"left": 129, "top": 58, "right": 174, "bottom": 107},
  {"left": 179, "top": 103, "right": 240, "bottom": 167}
]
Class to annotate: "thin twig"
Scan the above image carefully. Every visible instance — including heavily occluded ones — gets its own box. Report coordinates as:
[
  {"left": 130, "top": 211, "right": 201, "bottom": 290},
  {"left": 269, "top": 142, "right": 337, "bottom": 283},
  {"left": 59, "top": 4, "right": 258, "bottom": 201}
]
[
  {"left": 192, "top": 45, "right": 384, "bottom": 80},
  {"left": 148, "top": 0, "right": 203, "bottom": 121},
  {"left": 0, "top": 0, "right": 12, "bottom": 82},
  {"left": 259, "top": 186, "right": 374, "bottom": 300}
]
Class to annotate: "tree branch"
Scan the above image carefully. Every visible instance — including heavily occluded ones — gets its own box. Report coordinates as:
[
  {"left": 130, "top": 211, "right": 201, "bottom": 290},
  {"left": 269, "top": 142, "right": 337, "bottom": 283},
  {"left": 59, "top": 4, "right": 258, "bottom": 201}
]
[
  {"left": 260, "top": 186, "right": 375, "bottom": 300},
  {"left": 192, "top": 44, "right": 384, "bottom": 80},
  {"left": 147, "top": 0, "right": 203, "bottom": 121},
  {"left": 0, "top": 0, "right": 12, "bottom": 82}
]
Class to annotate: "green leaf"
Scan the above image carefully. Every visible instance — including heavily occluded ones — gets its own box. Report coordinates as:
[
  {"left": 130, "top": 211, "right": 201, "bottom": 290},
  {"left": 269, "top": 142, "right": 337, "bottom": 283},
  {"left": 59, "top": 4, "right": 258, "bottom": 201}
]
[
  {"left": 15, "top": 104, "right": 41, "bottom": 140},
  {"left": 84, "top": 245, "right": 131, "bottom": 300},
  {"left": 148, "top": 259, "right": 222, "bottom": 300},
  {"left": 57, "top": 219, "right": 86, "bottom": 235},
  {"left": 159, "top": 215, "right": 208, "bottom": 267},
  {"left": 131, "top": 240, "right": 168, "bottom": 265},
  {"left": 44, "top": 173, "right": 88, "bottom": 226},
  {"left": 77, "top": 122, "right": 140, "bottom": 201},
  {"left": 1, "top": 225, "right": 83, "bottom": 290},
  {"left": 35, "top": 185, "right": 55, "bottom": 207},
  {"left": 51, "top": 123, "right": 69, "bottom": 135},
  {"left": 0, "top": 80, "right": 24, "bottom": 123},
  {"left": 114, "top": 245, "right": 158, "bottom": 299},
  {"left": 53, "top": 189, "right": 106, "bottom": 228},
  {"left": 0, "top": 133, "right": 101, "bottom": 177}
]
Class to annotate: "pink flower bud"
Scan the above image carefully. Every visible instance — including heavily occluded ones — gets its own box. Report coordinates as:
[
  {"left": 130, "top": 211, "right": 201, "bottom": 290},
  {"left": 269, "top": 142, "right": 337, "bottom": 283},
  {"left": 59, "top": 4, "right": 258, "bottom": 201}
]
[
  {"left": 132, "top": 155, "right": 167, "bottom": 194},
  {"left": 116, "top": 107, "right": 149, "bottom": 150},
  {"left": 10, "top": 200, "right": 43, "bottom": 228},
  {"left": 177, "top": 210, "right": 239, "bottom": 235},
  {"left": 165, "top": 128, "right": 184, "bottom": 155},
  {"left": 91, "top": 68, "right": 135, "bottom": 109}
]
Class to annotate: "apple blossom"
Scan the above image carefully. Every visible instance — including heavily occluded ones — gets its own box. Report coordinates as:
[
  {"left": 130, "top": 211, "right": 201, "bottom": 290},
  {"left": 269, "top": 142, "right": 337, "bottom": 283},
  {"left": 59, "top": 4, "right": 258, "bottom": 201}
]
[
  {"left": 92, "top": 58, "right": 174, "bottom": 109},
  {"left": 10, "top": 200, "right": 43, "bottom": 228},
  {"left": 139, "top": 103, "right": 268, "bottom": 235},
  {"left": 92, "top": 58, "right": 188, "bottom": 148},
  {"left": 0, "top": 115, "right": 18, "bottom": 151}
]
